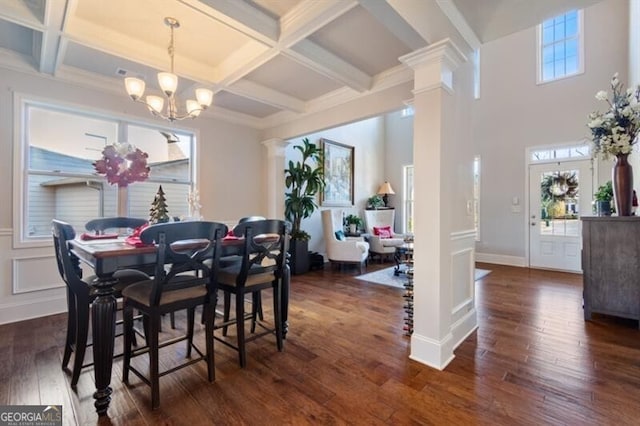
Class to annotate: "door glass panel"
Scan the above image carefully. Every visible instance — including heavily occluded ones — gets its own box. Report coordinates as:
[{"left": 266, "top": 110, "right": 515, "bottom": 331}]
[{"left": 539, "top": 169, "right": 579, "bottom": 236}]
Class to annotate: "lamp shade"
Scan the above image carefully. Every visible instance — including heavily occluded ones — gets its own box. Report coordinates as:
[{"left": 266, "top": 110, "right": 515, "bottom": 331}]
[
  {"left": 377, "top": 181, "right": 395, "bottom": 195},
  {"left": 158, "top": 72, "right": 178, "bottom": 96},
  {"left": 125, "top": 77, "right": 145, "bottom": 100}
]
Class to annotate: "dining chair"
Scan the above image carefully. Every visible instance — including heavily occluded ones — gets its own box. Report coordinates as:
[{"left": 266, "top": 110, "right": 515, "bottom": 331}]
[
  {"left": 85, "top": 216, "right": 148, "bottom": 235},
  {"left": 52, "top": 219, "right": 150, "bottom": 388},
  {"left": 121, "top": 220, "right": 227, "bottom": 410},
  {"left": 214, "top": 219, "right": 290, "bottom": 368}
]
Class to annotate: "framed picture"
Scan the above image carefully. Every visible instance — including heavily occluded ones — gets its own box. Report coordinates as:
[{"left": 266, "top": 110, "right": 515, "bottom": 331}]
[{"left": 321, "top": 138, "right": 354, "bottom": 206}]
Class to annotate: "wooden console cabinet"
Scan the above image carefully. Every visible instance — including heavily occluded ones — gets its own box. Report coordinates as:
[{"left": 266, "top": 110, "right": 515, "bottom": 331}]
[{"left": 581, "top": 216, "right": 640, "bottom": 324}]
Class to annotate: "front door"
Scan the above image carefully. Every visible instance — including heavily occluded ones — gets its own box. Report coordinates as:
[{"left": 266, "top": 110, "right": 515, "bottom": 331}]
[{"left": 529, "top": 160, "right": 592, "bottom": 272}]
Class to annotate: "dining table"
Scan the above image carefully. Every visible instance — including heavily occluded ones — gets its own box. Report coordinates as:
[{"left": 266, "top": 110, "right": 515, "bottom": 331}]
[{"left": 69, "top": 234, "right": 290, "bottom": 416}]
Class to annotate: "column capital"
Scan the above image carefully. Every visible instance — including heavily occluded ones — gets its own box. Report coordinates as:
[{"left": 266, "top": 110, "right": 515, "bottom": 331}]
[
  {"left": 400, "top": 38, "right": 467, "bottom": 93},
  {"left": 261, "top": 138, "right": 290, "bottom": 157}
]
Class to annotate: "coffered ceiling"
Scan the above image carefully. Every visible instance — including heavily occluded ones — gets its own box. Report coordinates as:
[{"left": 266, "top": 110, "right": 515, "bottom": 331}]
[{"left": 0, "top": 0, "right": 603, "bottom": 128}]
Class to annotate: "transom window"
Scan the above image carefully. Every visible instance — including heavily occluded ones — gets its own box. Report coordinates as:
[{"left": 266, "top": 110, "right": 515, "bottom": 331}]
[
  {"left": 537, "top": 10, "right": 584, "bottom": 84},
  {"left": 530, "top": 144, "right": 591, "bottom": 163},
  {"left": 16, "top": 97, "right": 195, "bottom": 246}
]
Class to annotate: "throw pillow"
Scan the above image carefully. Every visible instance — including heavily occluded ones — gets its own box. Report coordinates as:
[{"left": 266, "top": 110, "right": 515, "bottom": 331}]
[
  {"left": 335, "top": 230, "right": 346, "bottom": 241},
  {"left": 373, "top": 226, "right": 392, "bottom": 239}
]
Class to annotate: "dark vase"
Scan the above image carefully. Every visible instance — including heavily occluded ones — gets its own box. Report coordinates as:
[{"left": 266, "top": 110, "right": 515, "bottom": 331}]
[{"left": 613, "top": 153, "right": 633, "bottom": 216}]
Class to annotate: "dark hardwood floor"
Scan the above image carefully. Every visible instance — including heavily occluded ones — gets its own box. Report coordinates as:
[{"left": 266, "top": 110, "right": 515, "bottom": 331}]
[{"left": 2, "top": 262, "right": 640, "bottom": 425}]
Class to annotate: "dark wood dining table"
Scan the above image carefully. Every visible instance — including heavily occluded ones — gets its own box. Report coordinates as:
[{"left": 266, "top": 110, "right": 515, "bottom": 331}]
[{"left": 69, "top": 235, "right": 290, "bottom": 416}]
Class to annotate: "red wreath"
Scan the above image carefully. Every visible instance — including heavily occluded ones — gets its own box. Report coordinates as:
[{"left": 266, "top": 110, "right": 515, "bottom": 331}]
[{"left": 93, "top": 144, "right": 150, "bottom": 187}]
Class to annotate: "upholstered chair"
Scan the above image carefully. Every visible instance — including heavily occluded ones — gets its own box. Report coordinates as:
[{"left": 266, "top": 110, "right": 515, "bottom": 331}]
[
  {"left": 321, "top": 209, "right": 369, "bottom": 272},
  {"left": 363, "top": 209, "right": 406, "bottom": 261}
]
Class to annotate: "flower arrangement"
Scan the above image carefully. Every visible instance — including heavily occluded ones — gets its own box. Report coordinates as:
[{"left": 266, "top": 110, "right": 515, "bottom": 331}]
[
  {"left": 93, "top": 142, "right": 150, "bottom": 187},
  {"left": 588, "top": 73, "right": 640, "bottom": 159}
]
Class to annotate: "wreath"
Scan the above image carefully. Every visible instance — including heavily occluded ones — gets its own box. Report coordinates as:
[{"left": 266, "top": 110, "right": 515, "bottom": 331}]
[
  {"left": 541, "top": 172, "right": 578, "bottom": 202},
  {"left": 93, "top": 142, "right": 150, "bottom": 187}
]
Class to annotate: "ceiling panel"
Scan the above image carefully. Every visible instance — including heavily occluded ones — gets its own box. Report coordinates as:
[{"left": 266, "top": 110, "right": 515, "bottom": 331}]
[
  {"left": 242, "top": 54, "right": 342, "bottom": 101},
  {"left": 308, "top": 6, "right": 412, "bottom": 76},
  {"left": 213, "top": 91, "right": 281, "bottom": 118},
  {"left": 0, "top": 19, "right": 35, "bottom": 56}
]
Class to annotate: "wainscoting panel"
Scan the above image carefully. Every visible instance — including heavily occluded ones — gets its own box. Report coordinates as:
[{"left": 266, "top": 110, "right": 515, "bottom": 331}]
[
  {"left": 449, "top": 229, "right": 478, "bottom": 358},
  {"left": 0, "top": 229, "right": 67, "bottom": 324},
  {"left": 12, "top": 255, "right": 63, "bottom": 294}
]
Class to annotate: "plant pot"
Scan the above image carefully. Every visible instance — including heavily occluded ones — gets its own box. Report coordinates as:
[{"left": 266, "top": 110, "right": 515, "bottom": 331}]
[
  {"left": 349, "top": 224, "right": 357, "bottom": 234},
  {"left": 289, "top": 239, "right": 310, "bottom": 275},
  {"left": 596, "top": 200, "right": 611, "bottom": 216}
]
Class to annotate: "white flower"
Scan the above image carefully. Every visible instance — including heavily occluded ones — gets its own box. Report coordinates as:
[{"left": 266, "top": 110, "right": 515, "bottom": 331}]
[{"left": 595, "top": 90, "right": 608, "bottom": 101}]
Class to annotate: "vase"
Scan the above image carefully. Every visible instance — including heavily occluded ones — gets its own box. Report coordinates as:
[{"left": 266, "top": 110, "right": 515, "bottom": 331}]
[
  {"left": 117, "top": 185, "right": 128, "bottom": 217},
  {"left": 612, "top": 153, "right": 633, "bottom": 216}
]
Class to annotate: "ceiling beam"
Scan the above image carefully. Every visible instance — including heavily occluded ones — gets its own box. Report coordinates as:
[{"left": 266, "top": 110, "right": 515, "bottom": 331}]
[
  {"left": 357, "top": 0, "right": 426, "bottom": 50},
  {"left": 228, "top": 80, "right": 306, "bottom": 113},
  {"left": 287, "top": 39, "right": 371, "bottom": 93},
  {"left": 38, "top": 0, "right": 68, "bottom": 75}
]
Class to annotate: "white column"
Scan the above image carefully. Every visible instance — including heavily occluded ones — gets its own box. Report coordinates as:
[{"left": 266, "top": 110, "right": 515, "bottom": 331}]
[
  {"left": 400, "top": 39, "right": 471, "bottom": 369},
  {"left": 261, "top": 138, "right": 290, "bottom": 219}
]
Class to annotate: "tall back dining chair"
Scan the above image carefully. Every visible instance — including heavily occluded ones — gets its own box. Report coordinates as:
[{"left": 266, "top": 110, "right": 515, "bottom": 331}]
[
  {"left": 121, "top": 220, "right": 227, "bottom": 410},
  {"left": 85, "top": 216, "right": 148, "bottom": 235},
  {"left": 215, "top": 219, "right": 290, "bottom": 368},
  {"left": 52, "top": 219, "right": 150, "bottom": 388}
]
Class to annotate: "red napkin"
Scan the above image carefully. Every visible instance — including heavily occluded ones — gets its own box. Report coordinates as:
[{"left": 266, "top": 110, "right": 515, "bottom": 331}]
[
  {"left": 80, "top": 233, "right": 118, "bottom": 241},
  {"left": 222, "top": 230, "right": 239, "bottom": 240},
  {"left": 124, "top": 223, "right": 152, "bottom": 247}
]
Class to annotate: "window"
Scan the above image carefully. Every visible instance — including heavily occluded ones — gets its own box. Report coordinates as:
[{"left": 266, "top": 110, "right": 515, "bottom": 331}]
[
  {"left": 530, "top": 143, "right": 590, "bottom": 163},
  {"left": 16, "top": 97, "right": 195, "bottom": 246},
  {"left": 537, "top": 10, "right": 584, "bottom": 84},
  {"left": 403, "top": 165, "right": 414, "bottom": 233},
  {"left": 473, "top": 156, "right": 481, "bottom": 241}
]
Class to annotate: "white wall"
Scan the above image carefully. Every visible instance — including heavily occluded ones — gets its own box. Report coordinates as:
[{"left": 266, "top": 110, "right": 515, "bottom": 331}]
[
  {"left": 384, "top": 109, "right": 414, "bottom": 232},
  {"left": 0, "top": 66, "right": 263, "bottom": 323},
  {"left": 285, "top": 117, "right": 385, "bottom": 255},
  {"left": 473, "top": 0, "right": 629, "bottom": 263}
]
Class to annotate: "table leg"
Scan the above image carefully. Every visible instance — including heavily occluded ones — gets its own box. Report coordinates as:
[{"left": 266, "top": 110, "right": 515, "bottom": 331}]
[{"left": 90, "top": 277, "right": 118, "bottom": 416}]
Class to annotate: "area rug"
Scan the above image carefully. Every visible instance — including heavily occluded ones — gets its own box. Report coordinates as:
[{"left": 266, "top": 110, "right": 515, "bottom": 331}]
[
  {"left": 355, "top": 266, "right": 406, "bottom": 288},
  {"left": 356, "top": 267, "right": 492, "bottom": 289},
  {"left": 475, "top": 268, "right": 492, "bottom": 280}
]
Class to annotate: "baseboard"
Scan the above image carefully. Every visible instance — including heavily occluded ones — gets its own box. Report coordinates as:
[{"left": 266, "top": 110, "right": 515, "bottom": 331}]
[
  {"left": 475, "top": 252, "right": 526, "bottom": 267},
  {"left": 0, "top": 295, "right": 67, "bottom": 325},
  {"left": 409, "top": 332, "right": 456, "bottom": 370}
]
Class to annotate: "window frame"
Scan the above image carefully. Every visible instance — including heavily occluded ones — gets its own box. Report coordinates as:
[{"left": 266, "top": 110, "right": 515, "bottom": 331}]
[
  {"left": 536, "top": 9, "right": 584, "bottom": 85},
  {"left": 13, "top": 92, "right": 198, "bottom": 249},
  {"left": 403, "top": 165, "right": 414, "bottom": 234}
]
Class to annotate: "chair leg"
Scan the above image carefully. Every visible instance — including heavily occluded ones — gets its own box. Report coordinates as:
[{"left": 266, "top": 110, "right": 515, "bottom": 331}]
[
  {"left": 273, "top": 282, "right": 283, "bottom": 352},
  {"left": 236, "top": 292, "right": 247, "bottom": 368},
  {"left": 250, "top": 292, "right": 259, "bottom": 333},
  {"left": 71, "top": 301, "right": 90, "bottom": 387},
  {"left": 149, "top": 314, "right": 161, "bottom": 410},
  {"left": 204, "top": 303, "right": 215, "bottom": 382},
  {"left": 62, "top": 290, "right": 76, "bottom": 371},
  {"left": 122, "top": 304, "right": 134, "bottom": 384},
  {"left": 186, "top": 307, "right": 195, "bottom": 358},
  {"left": 222, "top": 292, "right": 231, "bottom": 336}
]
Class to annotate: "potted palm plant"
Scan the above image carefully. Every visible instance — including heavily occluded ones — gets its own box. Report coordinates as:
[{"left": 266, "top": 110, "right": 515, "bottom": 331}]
[{"left": 284, "top": 138, "right": 325, "bottom": 274}]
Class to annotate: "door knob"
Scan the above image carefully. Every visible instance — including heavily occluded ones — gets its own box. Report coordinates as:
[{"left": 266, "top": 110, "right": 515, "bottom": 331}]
[{"left": 531, "top": 222, "right": 536, "bottom": 226}]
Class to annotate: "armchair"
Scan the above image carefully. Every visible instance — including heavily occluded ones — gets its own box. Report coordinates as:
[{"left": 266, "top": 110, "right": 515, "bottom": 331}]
[
  {"left": 321, "top": 209, "right": 369, "bottom": 273},
  {"left": 363, "top": 209, "right": 406, "bottom": 261}
]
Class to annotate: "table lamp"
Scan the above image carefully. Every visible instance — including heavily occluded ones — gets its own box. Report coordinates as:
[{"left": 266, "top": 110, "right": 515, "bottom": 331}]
[{"left": 377, "top": 181, "right": 395, "bottom": 207}]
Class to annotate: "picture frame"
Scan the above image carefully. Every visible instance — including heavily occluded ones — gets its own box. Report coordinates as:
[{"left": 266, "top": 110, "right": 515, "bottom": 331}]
[{"left": 320, "top": 138, "right": 354, "bottom": 206}]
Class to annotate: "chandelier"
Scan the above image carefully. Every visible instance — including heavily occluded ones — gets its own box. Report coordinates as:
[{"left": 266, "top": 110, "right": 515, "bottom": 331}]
[{"left": 124, "top": 17, "right": 213, "bottom": 122}]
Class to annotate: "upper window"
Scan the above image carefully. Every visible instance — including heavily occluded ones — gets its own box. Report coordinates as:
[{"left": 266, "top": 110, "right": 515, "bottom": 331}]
[
  {"left": 537, "top": 10, "right": 584, "bottom": 84},
  {"left": 16, "top": 97, "right": 195, "bottom": 246}
]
